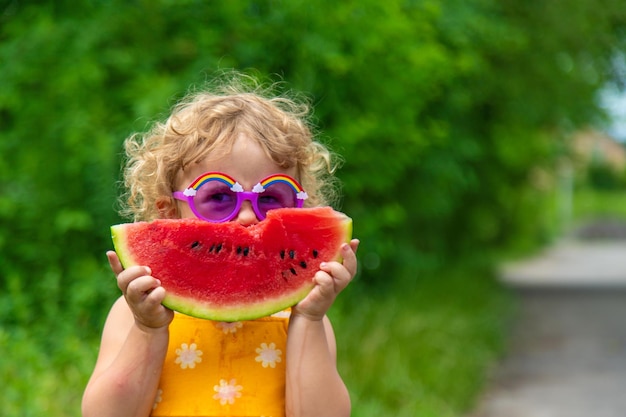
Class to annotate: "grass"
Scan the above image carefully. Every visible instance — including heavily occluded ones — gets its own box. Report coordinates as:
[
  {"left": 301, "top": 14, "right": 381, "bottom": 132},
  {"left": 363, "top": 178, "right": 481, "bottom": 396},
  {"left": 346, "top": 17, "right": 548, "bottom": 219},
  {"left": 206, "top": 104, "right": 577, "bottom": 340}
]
[
  {"left": 1, "top": 259, "right": 512, "bottom": 417},
  {"left": 572, "top": 187, "right": 626, "bottom": 221},
  {"left": 333, "top": 261, "right": 512, "bottom": 417},
  {"left": 0, "top": 325, "right": 97, "bottom": 417},
  {"left": 5, "top": 187, "right": 625, "bottom": 416}
]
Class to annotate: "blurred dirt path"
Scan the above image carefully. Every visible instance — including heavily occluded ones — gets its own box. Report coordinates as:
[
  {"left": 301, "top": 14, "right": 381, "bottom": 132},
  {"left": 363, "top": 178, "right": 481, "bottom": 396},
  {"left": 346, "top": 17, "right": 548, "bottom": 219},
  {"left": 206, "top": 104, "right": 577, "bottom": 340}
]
[{"left": 467, "top": 228, "right": 626, "bottom": 417}]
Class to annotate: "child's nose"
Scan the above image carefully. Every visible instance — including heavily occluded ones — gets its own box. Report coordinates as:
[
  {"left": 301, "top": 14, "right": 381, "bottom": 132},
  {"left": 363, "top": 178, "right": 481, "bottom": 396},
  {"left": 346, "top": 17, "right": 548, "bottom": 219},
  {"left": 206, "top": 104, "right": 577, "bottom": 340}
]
[{"left": 235, "top": 200, "right": 259, "bottom": 226}]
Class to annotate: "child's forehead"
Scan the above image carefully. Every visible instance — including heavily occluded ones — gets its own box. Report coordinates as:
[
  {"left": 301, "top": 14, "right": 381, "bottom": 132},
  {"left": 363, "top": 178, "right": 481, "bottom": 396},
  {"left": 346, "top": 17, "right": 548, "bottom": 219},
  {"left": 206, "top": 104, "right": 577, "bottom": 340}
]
[{"left": 175, "top": 133, "right": 297, "bottom": 188}]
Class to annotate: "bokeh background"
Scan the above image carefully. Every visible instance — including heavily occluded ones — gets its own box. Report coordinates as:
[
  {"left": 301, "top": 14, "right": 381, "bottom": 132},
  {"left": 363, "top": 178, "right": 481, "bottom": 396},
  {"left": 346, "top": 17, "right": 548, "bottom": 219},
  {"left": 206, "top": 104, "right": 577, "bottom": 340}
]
[{"left": 2, "top": 1, "right": 626, "bottom": 416}]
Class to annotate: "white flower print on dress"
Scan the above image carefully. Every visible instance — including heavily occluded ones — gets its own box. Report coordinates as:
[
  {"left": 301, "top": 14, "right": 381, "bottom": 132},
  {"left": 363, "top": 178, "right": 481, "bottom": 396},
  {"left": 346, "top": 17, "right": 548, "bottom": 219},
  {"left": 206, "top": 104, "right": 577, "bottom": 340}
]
[
  {"left": 255, "top": 342, "right": 282, "bottom": 368},
  {"left": 271, "top": 310, "right": 291, "bottom": 318},
  {"left": 153, "top": 388, "right": 163, "bottom": 409},
  {"left": 175, "top": 342, "right": 203, "bottom": 369},
  {"left": 215, "top": 321, "right": 243, "bottom": 334},
  {"left": 213, "top": 378, "right": 243, "bottom": 405}
]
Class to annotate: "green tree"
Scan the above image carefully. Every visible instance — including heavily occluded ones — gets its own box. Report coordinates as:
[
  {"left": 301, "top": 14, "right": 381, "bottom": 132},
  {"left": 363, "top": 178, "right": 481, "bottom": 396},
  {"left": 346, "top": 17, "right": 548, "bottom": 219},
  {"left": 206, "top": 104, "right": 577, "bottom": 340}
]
[
  {"left": 2, "top": 0, "right": 625, "bottom": 327},
  {"left": 1, "top": 1, "right": 625, "bottom": 413}
]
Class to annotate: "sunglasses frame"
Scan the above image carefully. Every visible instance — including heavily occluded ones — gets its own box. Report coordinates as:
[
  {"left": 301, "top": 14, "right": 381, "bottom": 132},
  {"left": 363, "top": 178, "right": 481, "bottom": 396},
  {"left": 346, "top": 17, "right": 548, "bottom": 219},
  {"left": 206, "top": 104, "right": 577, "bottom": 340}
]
[{"left": 173, "top": 171, "right": 307, "bottom": 222}]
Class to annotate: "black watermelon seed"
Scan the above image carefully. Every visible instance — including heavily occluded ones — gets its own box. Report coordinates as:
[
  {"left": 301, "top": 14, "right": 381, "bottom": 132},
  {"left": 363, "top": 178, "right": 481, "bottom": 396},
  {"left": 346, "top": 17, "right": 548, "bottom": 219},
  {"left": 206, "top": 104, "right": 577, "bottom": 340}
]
[
  {"left": 300, "top": 261, "right": 307, "bottom": 269},
  {"left": 236, "top": 246, "right": 242, "bottom": 255},
  {"left": 290, "top": 267, "right": 297, "bottom": 275},
  {"left": 289, "top": 250, "right": 296, "bottom": 259},
  {"left": 209, "top": 244, "right": 215, "bottom": 253},
  {"left": 243, "top": 247, "right": 250, "bottom": 256},
  {"left": 280, "top": 250, "right": 286, "bottom": 259},
  {"left": 312, "top": 249, "right": 319, "bottom": 258},
  {"left": 191, "top": 241, "right": 201, "bottom": 250},
  {"left": 215, "top": 243, "right": 222, "bottom": 254}
]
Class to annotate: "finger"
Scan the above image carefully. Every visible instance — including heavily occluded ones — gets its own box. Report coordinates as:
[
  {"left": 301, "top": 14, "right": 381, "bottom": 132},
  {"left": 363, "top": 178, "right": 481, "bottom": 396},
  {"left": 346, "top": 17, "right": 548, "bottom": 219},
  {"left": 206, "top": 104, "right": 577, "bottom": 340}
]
[
  {"left": 319, "top": 261, "right": 352, "bottom": 291},
  {"left": 339, "top": 243, "right": 358, "bottom": 277},
  {"left": 117, "top": 265, "right": 152, "bottom": 293},
  {"left": 125, "top": 275, "right": 161, "bottom": 305},
  {"left": 313, "top": 270, "right": 336, "bottom": 295},
  {"left": 142, "top": 285, "right": 168, "bottom": 310},
  {"left": 349, "top": 239, "right": 360, "bottom": 254},
  {"left": 106, "top": 250, "right": 124, "bottom": 276}
]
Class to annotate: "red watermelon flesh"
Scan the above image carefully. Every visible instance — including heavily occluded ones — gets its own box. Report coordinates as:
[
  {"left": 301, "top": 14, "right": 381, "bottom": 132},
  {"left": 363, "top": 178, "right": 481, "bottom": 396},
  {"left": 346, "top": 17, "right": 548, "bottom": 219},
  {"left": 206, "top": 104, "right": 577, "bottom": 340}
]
[{"left": 111, "top": 207, "right": 352, "bottom": 321}]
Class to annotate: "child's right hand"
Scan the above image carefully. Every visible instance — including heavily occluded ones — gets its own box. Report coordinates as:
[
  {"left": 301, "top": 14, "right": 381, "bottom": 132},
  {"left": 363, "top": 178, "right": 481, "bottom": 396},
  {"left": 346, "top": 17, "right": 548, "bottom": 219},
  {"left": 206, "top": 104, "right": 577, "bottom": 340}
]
[{"left": 107, "top": 251, "right": 174, "bottom": 330}]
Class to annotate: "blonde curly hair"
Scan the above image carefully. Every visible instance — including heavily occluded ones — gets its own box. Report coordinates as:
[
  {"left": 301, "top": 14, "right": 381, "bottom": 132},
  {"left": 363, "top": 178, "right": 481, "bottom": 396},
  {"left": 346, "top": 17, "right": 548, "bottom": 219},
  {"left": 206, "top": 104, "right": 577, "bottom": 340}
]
[{"left": 120, "top": 74, "right": 341, "bottom": 222}]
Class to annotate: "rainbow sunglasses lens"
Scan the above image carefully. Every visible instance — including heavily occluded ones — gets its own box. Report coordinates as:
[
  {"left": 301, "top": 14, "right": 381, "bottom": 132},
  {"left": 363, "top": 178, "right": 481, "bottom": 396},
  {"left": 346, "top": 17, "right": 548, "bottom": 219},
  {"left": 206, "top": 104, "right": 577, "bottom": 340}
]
[
  {"left": 173, "top": 172, "right": 307, "bottom": 222},
  {"left": 194, "top": 179, "right": 299, "bottom": 220}
]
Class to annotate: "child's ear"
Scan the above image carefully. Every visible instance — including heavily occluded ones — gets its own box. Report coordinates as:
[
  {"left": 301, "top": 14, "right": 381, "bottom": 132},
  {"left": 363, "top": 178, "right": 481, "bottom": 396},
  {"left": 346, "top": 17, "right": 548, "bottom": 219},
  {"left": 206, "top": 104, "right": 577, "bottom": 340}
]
[{"left": 156, "top": 197, "right": 179, "bottom": 219}]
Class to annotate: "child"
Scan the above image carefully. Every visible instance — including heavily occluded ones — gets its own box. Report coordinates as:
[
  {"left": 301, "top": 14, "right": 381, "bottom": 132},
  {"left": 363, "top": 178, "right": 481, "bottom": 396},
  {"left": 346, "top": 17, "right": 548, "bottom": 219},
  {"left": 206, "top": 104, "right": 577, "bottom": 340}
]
[{"left": 81, "top": 74, "right": 359, "bottom": 417}]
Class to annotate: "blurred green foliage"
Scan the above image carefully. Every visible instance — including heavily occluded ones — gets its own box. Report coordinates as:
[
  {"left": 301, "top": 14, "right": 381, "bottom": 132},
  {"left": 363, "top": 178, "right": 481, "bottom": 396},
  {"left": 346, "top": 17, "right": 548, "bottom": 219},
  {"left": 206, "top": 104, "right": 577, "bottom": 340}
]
[
  {"left": 586, "top": 158, "right": 626, "bottom": 190},
  {"left": 332, "top": 262, "right": 513, "bottom": 416},
  {"left": 1, "top": 0, "right": 625, "bottom": 415}
]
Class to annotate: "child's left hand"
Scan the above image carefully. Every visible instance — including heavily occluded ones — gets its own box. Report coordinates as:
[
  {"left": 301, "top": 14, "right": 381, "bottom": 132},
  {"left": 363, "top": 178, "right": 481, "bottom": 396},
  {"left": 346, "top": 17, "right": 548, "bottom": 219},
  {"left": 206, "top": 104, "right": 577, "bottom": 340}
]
[{"left": 292, "top": 239, "right": 359, "bottom": 321}]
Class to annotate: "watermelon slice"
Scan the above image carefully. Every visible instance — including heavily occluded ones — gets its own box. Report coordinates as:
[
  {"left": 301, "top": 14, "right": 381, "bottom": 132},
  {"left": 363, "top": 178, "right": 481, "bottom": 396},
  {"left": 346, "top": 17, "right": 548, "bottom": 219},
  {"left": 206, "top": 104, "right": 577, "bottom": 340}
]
[{"left": 111, "top": 207, "right": 352, "bottom": 321}]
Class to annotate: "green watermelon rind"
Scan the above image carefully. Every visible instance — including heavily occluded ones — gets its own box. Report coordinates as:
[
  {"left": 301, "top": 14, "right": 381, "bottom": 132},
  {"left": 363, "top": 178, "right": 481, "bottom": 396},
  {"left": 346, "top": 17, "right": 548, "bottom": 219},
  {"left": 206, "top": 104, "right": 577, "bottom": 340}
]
[
  {"left": 110, "top": 208, "right": 352, "bottom": 322},
  {"left": 161, "top": 283, "right": 315, "bottom": 322},
  {"left": 110, "top": 226, "right": 134, "bottom": 272}
]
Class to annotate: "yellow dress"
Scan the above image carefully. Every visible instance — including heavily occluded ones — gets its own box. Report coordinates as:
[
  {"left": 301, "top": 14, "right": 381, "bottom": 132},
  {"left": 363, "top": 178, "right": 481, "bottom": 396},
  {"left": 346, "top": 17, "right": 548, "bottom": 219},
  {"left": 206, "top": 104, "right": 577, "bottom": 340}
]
[{"left": 151, "top": 310, "right": 290, "bottom": 417}]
